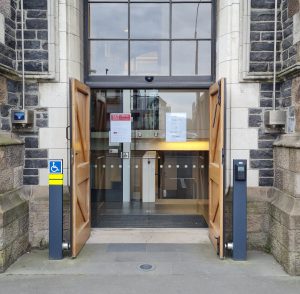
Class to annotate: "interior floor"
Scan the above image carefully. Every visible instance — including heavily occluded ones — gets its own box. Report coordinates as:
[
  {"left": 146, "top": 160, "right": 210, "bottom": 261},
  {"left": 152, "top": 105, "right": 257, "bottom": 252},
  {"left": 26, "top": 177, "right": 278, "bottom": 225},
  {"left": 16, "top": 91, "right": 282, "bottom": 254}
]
[{"left": 91, "top": 201, "right": 208, "bottom": 228}]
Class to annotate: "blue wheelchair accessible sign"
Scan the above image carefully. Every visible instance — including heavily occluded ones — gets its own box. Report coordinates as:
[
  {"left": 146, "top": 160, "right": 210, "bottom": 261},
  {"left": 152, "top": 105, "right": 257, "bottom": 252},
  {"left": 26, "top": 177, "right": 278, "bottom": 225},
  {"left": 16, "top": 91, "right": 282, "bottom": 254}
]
[{"left": 49, "top": 160, "right": 63, "bottom": 174}]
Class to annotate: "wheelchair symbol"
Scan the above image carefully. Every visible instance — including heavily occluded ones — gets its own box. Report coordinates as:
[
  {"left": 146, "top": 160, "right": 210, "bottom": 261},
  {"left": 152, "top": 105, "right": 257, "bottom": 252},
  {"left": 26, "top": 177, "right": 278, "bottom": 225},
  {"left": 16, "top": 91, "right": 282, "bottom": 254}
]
[{"left": 49, "top": 161, "right": 62, "bottom": 174}]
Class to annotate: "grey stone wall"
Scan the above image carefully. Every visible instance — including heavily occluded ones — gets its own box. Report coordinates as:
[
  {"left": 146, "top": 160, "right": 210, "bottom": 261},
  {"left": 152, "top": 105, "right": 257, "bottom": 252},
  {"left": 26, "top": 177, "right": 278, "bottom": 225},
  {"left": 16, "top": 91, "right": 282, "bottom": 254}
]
[
  {"left": 282, "top": 0, "right": 298, "bottom": 70},
  {"left": 248, "top": 80, "right": 295, "bottom": 186},
  {"left": 271, "top": 135, "right": 300, "bottom": 275},
  {"left": 22, "top": 186, "right": 70, "bottom": 248},
  {"left": 224, "top": 188, "right": 271, "bottom": 252},
  {"left": 17, "top": 0, "right": 48, "bottom": 73},
  {"left": 0, "top": 0, "right": 17, "bottom": 71},
  {"left": 0, "top": 135, "right": 29, "bottom": 273},
  {"left": 0, "top": 76, "right": 49, "bottom": 185},
  {"left": 248, "top": 0, "right": 300, "bottom": 187},
  {"left": 250, "top": 0, "right": 298, "bottom": 74},
  {"left": 250, "top": 0, "right": 282, "bottom": 73}
]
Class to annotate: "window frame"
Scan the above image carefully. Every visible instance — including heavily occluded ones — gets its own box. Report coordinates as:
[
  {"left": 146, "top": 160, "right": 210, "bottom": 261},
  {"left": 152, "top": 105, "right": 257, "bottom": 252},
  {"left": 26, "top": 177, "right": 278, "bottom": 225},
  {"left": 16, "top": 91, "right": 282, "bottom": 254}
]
[{"left": 84, "top": 0, "right": 216, "bottom": 89}]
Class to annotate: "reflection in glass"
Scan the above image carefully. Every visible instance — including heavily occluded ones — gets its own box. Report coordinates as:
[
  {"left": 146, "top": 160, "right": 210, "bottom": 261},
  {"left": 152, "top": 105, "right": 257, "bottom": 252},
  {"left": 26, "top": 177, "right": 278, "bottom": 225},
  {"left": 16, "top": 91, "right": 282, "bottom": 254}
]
[
  {"left": 197, "top": 41, "right": 211, "bottom": 76},
  {"left": 130, "top": 41, "right": 169, "bottom": 75},
  {"left": 129, "top": 90, "right": 209, "bottom": 138},
  {"left": 89, "top": 4, "right": 128, "bottom": 38},
  {"left": 90, "top": 41, "right": 128, "bottom": 75},
  {"left": 172, "top": 3, "right": 211, "bottom": 39},
  {"left": 130, "top": 4, "right": 169, "bottom": 39},
  {"left": 158, "top": 90, "right": 209, "bottom": 138},
  {"left": 172, "top": 41, "right": 196, "bottom": 76}
]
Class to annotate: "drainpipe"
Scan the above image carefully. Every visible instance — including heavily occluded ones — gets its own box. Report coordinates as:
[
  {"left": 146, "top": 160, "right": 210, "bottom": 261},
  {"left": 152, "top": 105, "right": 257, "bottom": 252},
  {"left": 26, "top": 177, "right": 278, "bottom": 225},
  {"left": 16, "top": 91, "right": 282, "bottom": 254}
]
[
  {"left": 264, "top": 0, "right": 287, "bottom": 130},
  {"left": 20, "top": 0, "right": 25, "bottom": 110},
  {"left": 272, "top": 0, "right": 278, "bottom": 111}
]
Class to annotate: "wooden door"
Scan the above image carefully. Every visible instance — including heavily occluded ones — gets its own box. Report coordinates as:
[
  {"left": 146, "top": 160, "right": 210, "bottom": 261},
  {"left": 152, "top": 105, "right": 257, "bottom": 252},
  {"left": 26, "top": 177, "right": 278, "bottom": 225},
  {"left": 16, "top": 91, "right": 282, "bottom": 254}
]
[
  {"left": 71, "top": 79, "right": 91, "bottom": 257},
  {"left": 209, "top": 78, "right": 226, "bottom": 258}
]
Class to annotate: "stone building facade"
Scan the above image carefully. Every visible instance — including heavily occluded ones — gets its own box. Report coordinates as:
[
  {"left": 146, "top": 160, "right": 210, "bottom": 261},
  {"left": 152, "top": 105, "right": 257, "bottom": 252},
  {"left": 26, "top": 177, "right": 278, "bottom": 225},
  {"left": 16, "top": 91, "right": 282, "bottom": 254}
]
[{"left": 0, "top": 0, "right": 299, "bottom": 275}]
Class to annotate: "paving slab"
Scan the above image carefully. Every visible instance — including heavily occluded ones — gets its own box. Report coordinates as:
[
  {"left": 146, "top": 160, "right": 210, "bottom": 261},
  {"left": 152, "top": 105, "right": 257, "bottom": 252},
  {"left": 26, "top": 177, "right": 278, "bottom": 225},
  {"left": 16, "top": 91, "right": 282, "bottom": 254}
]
[{"left": 0, "top": 244, "right": 299, "bottom": 294}]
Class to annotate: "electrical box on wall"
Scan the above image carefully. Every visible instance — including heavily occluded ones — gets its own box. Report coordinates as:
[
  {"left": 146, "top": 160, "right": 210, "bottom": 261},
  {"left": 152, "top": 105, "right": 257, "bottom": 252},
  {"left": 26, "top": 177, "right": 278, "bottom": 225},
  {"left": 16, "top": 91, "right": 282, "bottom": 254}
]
[
  {"left": 11, "top": 109, "right": 34, "bottom": 132},
  {"left": 264, "top": 110, "right": 287, "bottom": 131}
]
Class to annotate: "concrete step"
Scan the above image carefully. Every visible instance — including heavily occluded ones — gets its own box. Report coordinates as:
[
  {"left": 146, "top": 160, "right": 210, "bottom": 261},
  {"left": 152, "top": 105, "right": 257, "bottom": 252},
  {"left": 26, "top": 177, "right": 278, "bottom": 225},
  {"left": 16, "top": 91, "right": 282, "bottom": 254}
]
[{"left": 87, "top": 228, "right": 210, "bottom": 244}]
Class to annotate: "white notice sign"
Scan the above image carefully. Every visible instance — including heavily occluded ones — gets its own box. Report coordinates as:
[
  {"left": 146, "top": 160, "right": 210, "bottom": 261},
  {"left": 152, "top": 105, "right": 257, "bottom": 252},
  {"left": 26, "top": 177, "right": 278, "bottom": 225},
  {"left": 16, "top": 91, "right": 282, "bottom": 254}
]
[
  {"left": 166, "top": 113, "right": 187, "bottom": 142},
  {"left": 110, "top": 113, "right": 131, "bottom": 143}
]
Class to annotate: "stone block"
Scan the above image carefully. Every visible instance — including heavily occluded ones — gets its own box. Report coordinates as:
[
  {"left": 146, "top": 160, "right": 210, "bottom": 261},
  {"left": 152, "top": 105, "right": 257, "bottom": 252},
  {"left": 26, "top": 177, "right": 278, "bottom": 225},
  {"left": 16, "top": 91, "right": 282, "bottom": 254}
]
[
  {"left": 0, "top": 233, "right": 29, "bottom": 273},
  {"left": 0, "top": 76, "right": 7, "bottom": 103},
  {"left": 270, "top": 189, "right": 300, "bottom": 230},
  {"left": 0, "top": 168, "right": 14, "bottom": 193},
  {"left": 288, "top": 0, "right": 300, "bottom": 17},
  {"left": 274, "top": 147, "right": 290, "bottom": 170},
  {"left": 248, "top": 232, "right": 269, "bottom": 250},
  {"left": 0, "top": 188, "right": 29, "bottom": 272},
  {"left": 270, "top": 236, "right": 300, "bottom": 275},
  {"left": 24, "top": 0, "right": 47, "bottom": 10},
  {"left": 24, "top": 137, "right": 38, "bottom": 148},
  {"left": 248, "top": 213, "right": 269, "bottom": 233},
  {"left": 289, "top": 148, "right": 300, "bottom": 173},
  {"left": 13, "top": 166, "right": 23, "bottom": 189},
  {"left": 0, "top": 144, "right": 24, "bottom": 171}
]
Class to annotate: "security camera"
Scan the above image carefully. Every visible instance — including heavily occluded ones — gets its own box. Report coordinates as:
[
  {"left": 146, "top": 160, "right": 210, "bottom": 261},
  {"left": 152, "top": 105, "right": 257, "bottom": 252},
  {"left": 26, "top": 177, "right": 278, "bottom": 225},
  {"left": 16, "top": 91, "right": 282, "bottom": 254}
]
[{"left": 145, "top": 76, "right": 154, "bottom": 82}]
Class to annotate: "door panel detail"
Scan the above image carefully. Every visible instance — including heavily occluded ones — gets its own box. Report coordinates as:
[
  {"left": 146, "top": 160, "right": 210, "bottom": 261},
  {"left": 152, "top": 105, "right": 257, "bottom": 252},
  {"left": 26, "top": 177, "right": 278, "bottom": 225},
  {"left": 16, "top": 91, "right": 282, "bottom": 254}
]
[
  {"left": 71, "top": 79, "right": 91, "bottom": 257},
  {"left": 208, "top": 78, "right": 225, "bottom": 258}
]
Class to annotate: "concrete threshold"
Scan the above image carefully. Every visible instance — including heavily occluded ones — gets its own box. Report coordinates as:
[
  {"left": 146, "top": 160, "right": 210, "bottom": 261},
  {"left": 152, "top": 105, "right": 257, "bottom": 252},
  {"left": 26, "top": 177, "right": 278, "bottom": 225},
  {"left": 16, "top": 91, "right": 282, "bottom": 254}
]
[{"left": 87, "top": 228, "right": 210, "bottom": 244}]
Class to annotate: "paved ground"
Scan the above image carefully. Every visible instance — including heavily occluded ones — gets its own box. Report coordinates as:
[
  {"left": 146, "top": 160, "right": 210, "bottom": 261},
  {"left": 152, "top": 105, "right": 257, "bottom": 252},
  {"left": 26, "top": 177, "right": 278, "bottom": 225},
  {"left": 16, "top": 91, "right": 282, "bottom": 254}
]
[{"left": 1, "top": 244, "right": 300, "bottom": 294}]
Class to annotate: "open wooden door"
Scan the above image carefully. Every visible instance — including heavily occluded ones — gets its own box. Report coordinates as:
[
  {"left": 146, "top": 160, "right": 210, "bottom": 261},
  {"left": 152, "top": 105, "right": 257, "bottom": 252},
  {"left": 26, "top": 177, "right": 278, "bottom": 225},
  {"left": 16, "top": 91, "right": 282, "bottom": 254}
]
[
  {"left": 209, "top": 78, "right": 226, "bottom": 258},
  {"left": 71, "top": 79, "right": 91, "bottom": 257}
]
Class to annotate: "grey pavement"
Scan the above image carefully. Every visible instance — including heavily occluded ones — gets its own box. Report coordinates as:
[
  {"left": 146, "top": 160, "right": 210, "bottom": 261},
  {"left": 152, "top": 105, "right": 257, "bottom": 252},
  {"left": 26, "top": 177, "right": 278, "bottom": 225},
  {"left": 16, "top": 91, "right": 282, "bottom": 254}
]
[{"left": 0, "top": 244, "right": 300, "bottom": 294}]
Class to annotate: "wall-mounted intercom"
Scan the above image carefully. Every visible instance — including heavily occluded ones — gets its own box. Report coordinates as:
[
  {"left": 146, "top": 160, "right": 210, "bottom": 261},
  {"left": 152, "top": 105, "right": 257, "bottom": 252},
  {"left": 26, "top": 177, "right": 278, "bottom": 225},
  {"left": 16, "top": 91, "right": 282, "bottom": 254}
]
[{"left": 11, "top": 109, "right": 34, "bottom": 131}]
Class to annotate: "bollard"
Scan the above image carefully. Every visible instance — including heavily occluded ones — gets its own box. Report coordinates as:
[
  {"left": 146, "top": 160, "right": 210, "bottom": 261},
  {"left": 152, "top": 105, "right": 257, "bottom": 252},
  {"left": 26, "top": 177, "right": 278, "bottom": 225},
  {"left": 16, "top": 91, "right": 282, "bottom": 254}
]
[
  {"left": 232, "top": 159, "right": 247, "bottom": 260},
  {"left": 48, "top": 160, "right": 63, "bottom": 260}
]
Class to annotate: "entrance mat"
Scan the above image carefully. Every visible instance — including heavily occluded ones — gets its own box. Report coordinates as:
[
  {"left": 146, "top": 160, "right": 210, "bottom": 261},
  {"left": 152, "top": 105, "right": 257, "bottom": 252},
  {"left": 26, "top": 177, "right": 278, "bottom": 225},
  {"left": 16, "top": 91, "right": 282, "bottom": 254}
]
[{"left": 92, "top": 214, "right": 208, "bottom": 228}]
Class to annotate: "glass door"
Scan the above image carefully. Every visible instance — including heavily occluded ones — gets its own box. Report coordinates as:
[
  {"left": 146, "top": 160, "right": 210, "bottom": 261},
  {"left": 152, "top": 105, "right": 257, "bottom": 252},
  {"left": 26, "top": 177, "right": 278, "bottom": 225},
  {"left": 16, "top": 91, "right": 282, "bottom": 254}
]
[
  {"left": 91, "top": 90, "right": 124, "bottom": 226},
  {"left": 91, "top": 88, "right": 210, "bottom": 226}
]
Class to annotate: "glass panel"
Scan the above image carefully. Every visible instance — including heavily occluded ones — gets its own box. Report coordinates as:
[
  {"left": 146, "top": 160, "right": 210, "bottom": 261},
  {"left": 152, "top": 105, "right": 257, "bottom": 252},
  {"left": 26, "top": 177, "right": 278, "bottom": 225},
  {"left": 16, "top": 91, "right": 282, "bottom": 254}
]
[
  {"left": 130, "top": 41, "right": 169, "bottom": 75},
  {"left": 158, "top": 90, "right": 209, "bottom": 138},
  {"left": 131, "top": 90, "right": 159, "bottom": 130},
  {"left": 91, "top": 90, "right": 124, "bottom": 211},
  {"left": 89, "top": 0, "right": 128, "bottom": 2},
  {"left": 172, "top": 41, "right": 196, "bottom": 76},
  {"left": 90, "top": 41, "right": 128, "bottom": 76},
  {"left": 197, "top": 41, "right": 211, "bottom": 76},
  {"left": 172, "top": 3, "right": 211, "bottom": 39},
  {"left": 130, "top": 90, "right": 209, "bottom": 138},
  {"left": 158, "top": 151, "right": 208, "bottom": 200},
  {"left": 130, "top": 3, "right": 169, "bottom": 39},
  {"left": 89, "top": 4, "right": 128, "bottom": 39}
]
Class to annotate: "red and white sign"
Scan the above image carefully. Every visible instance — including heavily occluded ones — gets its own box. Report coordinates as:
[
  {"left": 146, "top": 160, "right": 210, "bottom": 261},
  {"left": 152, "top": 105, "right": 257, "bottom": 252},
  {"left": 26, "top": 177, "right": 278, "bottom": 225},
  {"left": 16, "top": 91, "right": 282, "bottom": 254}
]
[
  {"left": 111, "top": 113, "right": 131, "bottom": 122},
  {"left": 110, "top": 113, "right": 131, "bottom": 143}
]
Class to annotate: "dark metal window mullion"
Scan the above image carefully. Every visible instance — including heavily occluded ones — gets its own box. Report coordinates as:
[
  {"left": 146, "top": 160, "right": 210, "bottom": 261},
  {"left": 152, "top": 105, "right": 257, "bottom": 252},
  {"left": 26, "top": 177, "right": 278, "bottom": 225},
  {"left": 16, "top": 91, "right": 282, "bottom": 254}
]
[
  {"left": 169, "top": 1, "right": 172, "bottom": 76},
  {"left": 128, "top": 0, "right": 131, "bottom": 76}
]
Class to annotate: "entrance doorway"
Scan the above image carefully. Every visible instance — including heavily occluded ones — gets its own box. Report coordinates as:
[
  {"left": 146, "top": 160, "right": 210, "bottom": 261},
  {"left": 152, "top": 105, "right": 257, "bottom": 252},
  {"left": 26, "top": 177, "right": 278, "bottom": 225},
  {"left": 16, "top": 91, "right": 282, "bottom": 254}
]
[{"left": 90, "top": 89, "right": 209, "bottom": 227}]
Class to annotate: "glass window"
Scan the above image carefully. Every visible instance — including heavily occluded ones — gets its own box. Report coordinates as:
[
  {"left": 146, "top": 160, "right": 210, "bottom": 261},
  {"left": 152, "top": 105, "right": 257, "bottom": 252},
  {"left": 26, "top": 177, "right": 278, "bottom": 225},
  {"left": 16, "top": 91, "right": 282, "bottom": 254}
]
[
  {"left": 88, "top": 1, "right": 213, "bottom": 77},
  {"left": 89, "top": 4, "right": 128, "bottom": 38},
  {"left": 172, "top": 41, "right": 196, "bottom": 76},
  {"left": 172, "top": 3, "right": 211, "bottom": 39},
  {"left": 90, "top": 41, "right": 128, "bottom": 76},
  {"left": 197, "top": 41, "right": 211, "bottom": 76},
  {"left": 130, "top": 41, "right": 169, "bottom": 75},
  {"left": 130, "top": 4, "right": 169, "bottom": 39}
]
